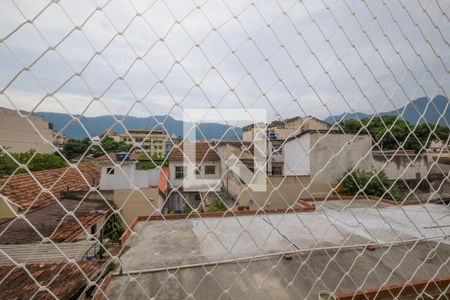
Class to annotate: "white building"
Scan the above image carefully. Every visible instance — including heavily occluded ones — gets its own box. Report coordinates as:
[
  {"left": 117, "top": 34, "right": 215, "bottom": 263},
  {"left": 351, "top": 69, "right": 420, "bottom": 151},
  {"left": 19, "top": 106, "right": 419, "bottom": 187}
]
[
  {"left": 97, "top": 153, "right": 165, "bottom": 224},
  {"left": 282, "top": 130, "right": 430, "bottom": 184},
  {"left": 168, "top": 142, "right": 222, "bottom": 212}
]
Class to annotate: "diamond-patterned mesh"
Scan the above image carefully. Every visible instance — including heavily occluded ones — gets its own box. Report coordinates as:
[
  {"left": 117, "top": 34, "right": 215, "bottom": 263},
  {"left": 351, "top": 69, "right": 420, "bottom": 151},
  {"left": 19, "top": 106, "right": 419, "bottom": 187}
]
[{"left": 1, "top": 0, "right": 449, "bottom": 299}]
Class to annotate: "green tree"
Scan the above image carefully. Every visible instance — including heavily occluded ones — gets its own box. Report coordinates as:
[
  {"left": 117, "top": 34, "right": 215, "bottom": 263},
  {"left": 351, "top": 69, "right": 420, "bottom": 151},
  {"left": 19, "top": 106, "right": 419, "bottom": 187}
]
[
  {"left": 0, "top": 150, "right": 66, "bottom": 176},
  {"left": 61, "top": 138, "right": 90, "bottom": 159},
  {"left": 102, "top": 213, "right": 125, "bottom": 245},
  {"left": 339, "top": 115, "right": 450, "bottom": 152},
  {"left": 136, "top": 153, "right": 168, "bottom": 170},
  {"left": 339, "top": 169, "right": 403, "bottom": 201},
  {"left": 61, "top": 136, "right": 132, "bottom": 159},
  {"left": 90, "top": 136, "right": 132, "bottom": 158}
]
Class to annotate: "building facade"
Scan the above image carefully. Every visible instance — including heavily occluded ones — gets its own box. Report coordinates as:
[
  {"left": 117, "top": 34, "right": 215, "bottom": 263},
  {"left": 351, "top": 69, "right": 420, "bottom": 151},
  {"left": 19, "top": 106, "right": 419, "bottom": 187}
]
[
  {"left": 97, "top": 153, "right": 165, "bottom": 224},
  {"left": 242, "top": 116, "right": 332, "bottom": 142},
  {"left": 167, "top": 142, "right": 222, "bottom": 213},
  {"left": 119, "top": 128, "right": 168, "bottom": 157},
  {"left": 0, "top": 107, "right": 54, "bottom": 153}
]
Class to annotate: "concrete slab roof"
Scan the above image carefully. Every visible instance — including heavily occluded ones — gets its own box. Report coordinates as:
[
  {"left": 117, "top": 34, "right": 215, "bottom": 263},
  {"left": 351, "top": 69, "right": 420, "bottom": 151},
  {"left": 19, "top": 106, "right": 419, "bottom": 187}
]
[
  {"left": 105, "top": 200, "right": 450, "bottom": 299},
  {"left": 105, "top": 242, "right": 450, "bottom": 299}
]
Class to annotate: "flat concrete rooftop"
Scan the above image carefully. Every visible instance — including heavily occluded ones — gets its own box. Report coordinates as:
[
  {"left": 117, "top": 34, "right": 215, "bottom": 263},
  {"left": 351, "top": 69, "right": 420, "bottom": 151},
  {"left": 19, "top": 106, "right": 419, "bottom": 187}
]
[{"left": 105, "top": 199, "right": 450, "bottom": 299}]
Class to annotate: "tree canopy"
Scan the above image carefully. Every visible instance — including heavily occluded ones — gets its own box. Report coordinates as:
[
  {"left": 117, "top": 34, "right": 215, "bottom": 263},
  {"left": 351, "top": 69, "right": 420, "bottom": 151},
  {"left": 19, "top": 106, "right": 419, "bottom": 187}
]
[
  {"left": 0, "top": 150, "right": 66, "bottom": 176},
  {"left": 338, "top": 115, "right": 450, "bottom": 152},
  {"left": 61, "top": 136, "right": 131, "bottom": 159}
]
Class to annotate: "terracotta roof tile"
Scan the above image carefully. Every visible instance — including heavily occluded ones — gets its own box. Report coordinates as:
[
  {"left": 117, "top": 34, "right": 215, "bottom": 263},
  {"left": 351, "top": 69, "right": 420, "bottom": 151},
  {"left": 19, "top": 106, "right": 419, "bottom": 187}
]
[
  {"left": 158, "top": 167, "right": 169, "bottom": 195},
  {"left": 0, "top": 198, "right": 111, "bottom": 244},
  {"left": 0, "top": 163, "right": 100, "bottom": 210},
  {"left": 0, "top": 260, "right": 104, "bottom": 299},
  {"left": 169, "top": 142, "right": 220, "bottom": 162}
]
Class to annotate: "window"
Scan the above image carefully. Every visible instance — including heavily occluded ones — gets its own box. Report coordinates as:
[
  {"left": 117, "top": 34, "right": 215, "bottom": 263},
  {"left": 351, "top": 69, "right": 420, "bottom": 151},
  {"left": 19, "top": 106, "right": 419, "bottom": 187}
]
[
  {"left": 272, "top": 164, "right": 283, "bottom": 175},
  {"left": 175, "top": 166, "right": 186, "bottom": 179},
  {"left": 195, "top": 165, "right": 201, "bottom": 175},
  {"left": 90, "top": 223, "right": 97, "bottom": 236},
  {"left": 106, "top": 167, "right": 115, "bottom": 175},
  {"left": 205, "top": 165, "right": 215, "bottom": 175},
  {"left": 195, "top": 194, "right": 201, "bottom": 201}
]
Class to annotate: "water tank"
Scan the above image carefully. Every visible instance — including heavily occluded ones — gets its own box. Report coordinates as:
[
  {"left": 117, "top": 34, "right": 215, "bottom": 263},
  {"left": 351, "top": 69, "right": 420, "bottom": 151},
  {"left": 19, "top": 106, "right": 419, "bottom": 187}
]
[{"left": 115, "top": 152, "right": 129, "bottom": 161}]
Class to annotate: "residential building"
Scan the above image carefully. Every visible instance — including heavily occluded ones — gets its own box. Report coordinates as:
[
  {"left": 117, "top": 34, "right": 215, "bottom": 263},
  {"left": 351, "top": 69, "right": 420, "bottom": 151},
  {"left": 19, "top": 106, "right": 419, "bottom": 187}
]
[
  {"left": 427, "top": 139, "right": 450, "bottom": 164},
  {"left": 282, "top": 130, "right": 373, "bottom": 183},
  {"left": 97, "top": 153, "right": 166, "bottom": 224},
  {"left": 0, "top": 107, "right": 54, "bottom": 153},
  {"left": 217, "top": 141, "right": 320, "bottom": 210},
  {"left": 0, "top": 163, "right": 100, "bottom": 213},
  {"left": 119, "top": 127, "right": 168, "bottom": 157},
  {"left": 167, "top": 141, "right": 222, "bottom": 212},
  {"left": 103, "top": 129, "right": 122, "bottom": 142},
  {"left": 0, "top": 198, "right": 110, "bottom": 244},
  {"left": 242, "top": 115, "right": 332, "bottom": 142},
  {"left": 52, "top": 132, "right": 67, "bottom": 149},
  {"left": 0, "top": 163, "right": 108, "bottom": 243},
  {"left": 0, "top": 163, "right": 100, "bottom": 214}
]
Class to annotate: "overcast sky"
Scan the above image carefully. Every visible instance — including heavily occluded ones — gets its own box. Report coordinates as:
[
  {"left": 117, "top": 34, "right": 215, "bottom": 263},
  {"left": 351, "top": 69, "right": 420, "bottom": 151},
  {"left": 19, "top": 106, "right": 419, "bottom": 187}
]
[{"left": 0, "top": 0, "right": 449, "bottom": 123}]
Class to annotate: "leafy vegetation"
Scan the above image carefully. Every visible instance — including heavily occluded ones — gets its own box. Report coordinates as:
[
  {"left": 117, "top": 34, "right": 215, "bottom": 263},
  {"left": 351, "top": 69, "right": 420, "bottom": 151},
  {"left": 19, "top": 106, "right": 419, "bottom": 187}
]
[
  {"left": 136, "top": 153, "right": 169, "bottom": 170},
  {"left": 206, "top": 196, "right": 227, "bottom": 212},
  {"left": 183, "top": 202, "right": 193, "bottom": 214},
  {"left": 61, "top": 136, "right": 131, "bottom": 159},
  {"left": 102, "top": 213, "right": 125, "bottom": 245},
  {"left": 339, "top": 115, "right": 450, "bottom": 152},
  {"left": 339, "top": 169, "right": 403, "bottom": 201},
  {"left": 0, "top": 150, "right": 66, "bottom": 176}
]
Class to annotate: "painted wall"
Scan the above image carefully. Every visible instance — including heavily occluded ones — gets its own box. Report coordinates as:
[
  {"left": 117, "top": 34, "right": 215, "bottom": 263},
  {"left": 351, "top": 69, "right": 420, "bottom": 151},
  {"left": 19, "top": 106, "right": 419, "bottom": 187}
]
[
  {"left": 372, "top": 152, "right": 429, "bottom": 180},
  {"left": 309, "top": 133, "right": 373, "bottom": 185},
  {"left": 99, "top": 163, "right": 137, "bottom": 190},
  {"left": 99, "top": 163, "right": 161, "bottom": 190},
  {"left": 282, "top": 133, "right": 311, "bottom": 176},
  {"left": 0, "top": 107, "right": 54, "bottom": 153},
  {"left": 169, "top": 161, "right": 222, "bottom": 190},
  {"left": 225, "top": 174, "right": 323, "bottom": 210},
  {"left": 135, "top": 169, "right": 161, "bottom": 187},
  {"left": 0, "top": 196, "right": 19, "bottom": 219},
  {"left": 113, "top": 188, "right": 161, "bottom": 224}
]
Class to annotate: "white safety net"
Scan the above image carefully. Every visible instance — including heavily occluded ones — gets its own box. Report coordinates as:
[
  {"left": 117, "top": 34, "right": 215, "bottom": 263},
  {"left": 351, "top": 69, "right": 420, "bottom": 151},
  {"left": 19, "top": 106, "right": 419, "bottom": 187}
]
[{"left": 0, "top": 0, "right": 449, "bottom": 299}]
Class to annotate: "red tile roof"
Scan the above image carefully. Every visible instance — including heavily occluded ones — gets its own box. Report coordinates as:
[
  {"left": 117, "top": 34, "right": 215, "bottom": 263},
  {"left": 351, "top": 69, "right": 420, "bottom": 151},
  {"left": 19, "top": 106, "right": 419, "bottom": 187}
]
[
  {"left": 0, "top": 260, "right": 104, "bottom": 299},
  {"left": 169, "top": 142, "right": 220, "bottom": 162},
  {"left": 0, "top": 198, "right": 111, "bottom": 244},
  {"left": 0, "top": 163, "right": 100, "bottom": 210},
  {"left": 158, "top": 167, "right": 169, "bottom": 195}
]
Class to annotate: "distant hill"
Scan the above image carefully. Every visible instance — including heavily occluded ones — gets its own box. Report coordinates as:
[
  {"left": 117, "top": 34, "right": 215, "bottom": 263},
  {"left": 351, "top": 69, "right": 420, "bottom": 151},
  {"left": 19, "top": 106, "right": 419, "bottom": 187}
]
[
  {"left": 324, "top": 95, "right": 449, "bottom": 125},
  {"left": 34, "top": 112, "right": 243, "bottom": 140}
]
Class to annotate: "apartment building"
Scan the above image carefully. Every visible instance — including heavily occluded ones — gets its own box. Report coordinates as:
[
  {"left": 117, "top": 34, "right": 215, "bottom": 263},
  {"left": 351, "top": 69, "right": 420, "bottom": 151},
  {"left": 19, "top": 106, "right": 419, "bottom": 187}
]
[
  {"left": 167, "top": 142, "right": 222, "bottom": 213},
  {"left": 242, "top": 115, "right": 331, "bottom": 142},
  {"left": 96, "top": 152, "right": 166, "bottom": 224},
  {"left": 118, "top": 127, "right": 168, "bottom": 157},
  {"left": 0, "top": 107, "right": 54, "bottom": 153}
]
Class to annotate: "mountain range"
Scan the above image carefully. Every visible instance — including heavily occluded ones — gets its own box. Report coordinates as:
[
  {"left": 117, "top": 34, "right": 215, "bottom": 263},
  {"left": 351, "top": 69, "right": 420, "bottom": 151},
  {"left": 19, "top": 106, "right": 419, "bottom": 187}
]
[
  {"left": 33, "top": 95, "right": 448, "bottom": 140},
  {"left": 34, "top": 113, "right": 242, "bottom": 140},
  {"left": 324, "top": 95, "right": 449, "bottom": 125}
]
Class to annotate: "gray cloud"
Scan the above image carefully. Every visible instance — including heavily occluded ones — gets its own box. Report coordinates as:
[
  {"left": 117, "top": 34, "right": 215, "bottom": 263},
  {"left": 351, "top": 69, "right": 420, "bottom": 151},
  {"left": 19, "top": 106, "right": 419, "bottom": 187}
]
[{"left": 0, "top": 0, "right": 449, "bottom": 123}]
